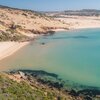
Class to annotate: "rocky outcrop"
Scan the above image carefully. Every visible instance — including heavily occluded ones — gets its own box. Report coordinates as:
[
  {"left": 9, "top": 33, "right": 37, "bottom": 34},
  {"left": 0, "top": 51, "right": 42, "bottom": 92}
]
[{"left": 6, "top": 70, "right": 100, "bottom": 100}]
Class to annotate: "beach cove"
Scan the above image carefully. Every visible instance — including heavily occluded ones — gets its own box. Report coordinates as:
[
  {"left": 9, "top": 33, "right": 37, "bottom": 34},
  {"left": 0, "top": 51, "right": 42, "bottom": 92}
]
[{"left": 0, "top": 28, "right": 100, "bottom": 88}]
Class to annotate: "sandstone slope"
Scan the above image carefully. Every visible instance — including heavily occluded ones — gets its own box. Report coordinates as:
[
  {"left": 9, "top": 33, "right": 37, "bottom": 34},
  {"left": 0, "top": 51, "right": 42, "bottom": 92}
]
[{"left": 0, "top": 5, "right": 68, "bottom": 41}]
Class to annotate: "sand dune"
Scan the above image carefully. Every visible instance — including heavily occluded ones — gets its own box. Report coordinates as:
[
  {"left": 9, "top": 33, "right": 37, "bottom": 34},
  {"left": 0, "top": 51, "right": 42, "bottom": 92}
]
[
  {"left": 0, "top": 7, "right": 100, "bottom": 61},
  {"left": 0, "top": 6, "right": 68, "bottom": 61}
]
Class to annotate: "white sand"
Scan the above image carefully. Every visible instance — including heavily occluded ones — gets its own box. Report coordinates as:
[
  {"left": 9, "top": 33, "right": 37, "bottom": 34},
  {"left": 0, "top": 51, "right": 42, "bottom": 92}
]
[
  {"left": 0, "top": 42, "right": 29, "bottom": 61},
  {"left": 56, "top": 16, "right": 100, "bottom": 29},
  {"left": 0, "top": 15, "right": 100, "bottom": 61}
]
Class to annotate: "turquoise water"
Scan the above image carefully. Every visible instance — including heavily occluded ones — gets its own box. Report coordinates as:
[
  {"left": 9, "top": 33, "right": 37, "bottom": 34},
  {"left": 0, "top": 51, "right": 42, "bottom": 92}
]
[{"left": 0, "top": 28, "right": 100, "bottom": 87}]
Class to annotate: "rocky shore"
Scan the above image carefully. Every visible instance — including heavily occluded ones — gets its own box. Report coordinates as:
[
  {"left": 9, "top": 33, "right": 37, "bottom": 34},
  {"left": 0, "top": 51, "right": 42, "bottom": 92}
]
[{"left": 3, "top": 70, "right": 100, "bottom": 100}]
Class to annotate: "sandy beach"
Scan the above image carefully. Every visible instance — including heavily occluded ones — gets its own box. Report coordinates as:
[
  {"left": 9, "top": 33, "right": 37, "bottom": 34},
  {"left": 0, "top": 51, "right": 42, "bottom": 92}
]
[
  {"left": 0, "top": 6, "right": 68, "bottom": 61},
  {"left": 0, "top": 17, "right": 99, "bottom": 61},
  {"left": 56, "top": 16, "right": 100, "bottom": 29},
  {"left": 0, "top": 10, "right": 100, "bottom": 61},
  {"left": 0, "top": 42, "right": 29, "bottom": 61}
]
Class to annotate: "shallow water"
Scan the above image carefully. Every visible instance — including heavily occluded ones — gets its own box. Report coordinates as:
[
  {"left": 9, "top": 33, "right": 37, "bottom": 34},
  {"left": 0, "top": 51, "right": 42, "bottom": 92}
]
[{"left": 1, "top": 28, "right": 100, "bottom": 87}]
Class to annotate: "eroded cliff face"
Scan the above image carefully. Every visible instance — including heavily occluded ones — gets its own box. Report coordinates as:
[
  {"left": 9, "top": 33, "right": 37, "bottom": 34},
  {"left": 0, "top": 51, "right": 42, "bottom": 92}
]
[{"left": 0, "top": 6, "right": 68, "bottom": 41}]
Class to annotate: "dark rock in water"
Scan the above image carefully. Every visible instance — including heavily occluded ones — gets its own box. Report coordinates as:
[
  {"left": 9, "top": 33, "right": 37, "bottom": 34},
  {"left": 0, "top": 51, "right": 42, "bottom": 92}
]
[
  {"left": 8, "top": 69, "right": 100, "bottom": 100},
  {"left": 37, "top": 79, "right": 48, "bottom": 84},
  {"left": 69, "top": 89, "right": 79, "bottom": 97},
  {"left": 41, "top": 42, "right": 45, "bottom": 45},
  {"left": 47, "top": 31, "right": 55, "bottom": 35},
  {"left": 48, "top": 82, "right": 63, "bottom": 90},
  {"left": 77, "top": 89, "right": 100, "bottom": 97},
  {"left": 68, "top": 88, "right": 100, "bottom": 99},
  {"left": 43, "top": 30, "right": 55, "bottom": 36},
  {"left": 17, "top": 70, "right": 58, "bottom": 79},
  {"left": 84, "top": 96, "right": 92, "bottom": 100},
  {"left": 73, "top": 36, "right": 88, "bottom": 39},
  {"left": 68, "top": 89, "right": 100, "bottom": 99},
  {"left": 37, "top": 78, "right": 63, "bottom": 90}
]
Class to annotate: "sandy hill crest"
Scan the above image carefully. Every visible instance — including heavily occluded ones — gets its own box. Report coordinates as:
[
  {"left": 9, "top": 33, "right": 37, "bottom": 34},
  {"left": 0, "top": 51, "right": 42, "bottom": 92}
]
[{"left": 0, "top": 5, "right": 68, "bottom": 41}]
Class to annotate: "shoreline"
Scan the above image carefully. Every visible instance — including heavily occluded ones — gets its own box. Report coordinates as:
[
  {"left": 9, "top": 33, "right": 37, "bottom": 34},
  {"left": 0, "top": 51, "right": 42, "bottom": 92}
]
[
  {"left": 71, "top": 26, "right": 100, "bottom": 30},
  {"left": 56, "top": 16, "right": 100, "bottom": 30},
  {"left": 0, "top": 41, "right": 29, "bottom": 61},
  {"left": 1, "top": 28, "right": 100, "bottom": 99},
  {"left": 0, "top": 27, "right": 100, "bottom": 61},
  {"left": 4, "top": 69, "right": 100, "bottom": 100},
  {"left": 51, "top": 26, "right": 100, "bottom": 33},
  {"left": 0, "top": 28, "right": 65, "bottom": 61}
]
